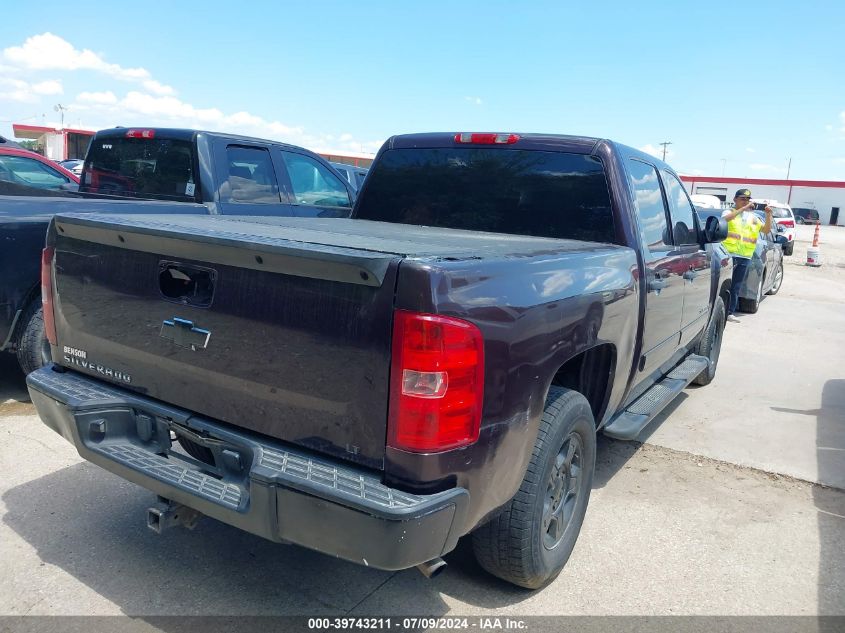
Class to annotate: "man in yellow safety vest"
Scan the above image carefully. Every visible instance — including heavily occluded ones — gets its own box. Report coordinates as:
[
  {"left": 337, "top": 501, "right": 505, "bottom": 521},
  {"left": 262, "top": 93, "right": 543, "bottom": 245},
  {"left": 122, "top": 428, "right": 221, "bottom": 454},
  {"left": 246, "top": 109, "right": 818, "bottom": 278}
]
[{"left": 722, "top": 188, "right": 773, "bottom": 322}]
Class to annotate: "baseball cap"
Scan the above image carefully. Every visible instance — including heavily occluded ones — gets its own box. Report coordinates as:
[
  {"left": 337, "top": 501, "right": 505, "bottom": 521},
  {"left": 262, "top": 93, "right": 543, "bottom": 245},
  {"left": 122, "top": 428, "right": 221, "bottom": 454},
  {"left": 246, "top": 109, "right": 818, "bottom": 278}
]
[{"left": 735, "top": 188, "right": 752, "bottom": 198}]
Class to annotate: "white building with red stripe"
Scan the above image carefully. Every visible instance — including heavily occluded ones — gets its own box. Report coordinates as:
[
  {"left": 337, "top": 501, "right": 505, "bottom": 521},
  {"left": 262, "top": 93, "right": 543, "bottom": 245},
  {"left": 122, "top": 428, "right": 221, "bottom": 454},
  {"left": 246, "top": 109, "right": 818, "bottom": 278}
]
[{"left": 680, "top": 175, "right": 844, "bottom": 226}]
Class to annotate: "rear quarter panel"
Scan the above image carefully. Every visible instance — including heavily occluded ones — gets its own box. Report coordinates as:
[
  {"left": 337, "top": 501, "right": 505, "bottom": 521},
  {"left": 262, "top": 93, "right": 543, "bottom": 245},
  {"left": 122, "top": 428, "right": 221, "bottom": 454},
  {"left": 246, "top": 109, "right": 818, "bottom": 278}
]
[{"left": 387, "top": 245, "right": 639, "bottom": 530}]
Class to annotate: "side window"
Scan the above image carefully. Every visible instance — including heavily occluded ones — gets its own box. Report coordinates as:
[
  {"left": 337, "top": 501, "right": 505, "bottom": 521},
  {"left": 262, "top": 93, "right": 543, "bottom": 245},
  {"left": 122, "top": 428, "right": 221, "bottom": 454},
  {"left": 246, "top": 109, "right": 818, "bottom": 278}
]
[
  {"left": 281, "top": 151, "right": 351, "bottom": 210},
  {"left": 221, "top": 146, "right": 280, "bottom": 203},
  {"left": 627, "top": 159, "right": 671, "bottom": 260},
  {"left": 661, "top": 171, "right": 699, "bottom": 246},
  {"left": 0, "top": 155, "right": 70, "bottom": 189},
  {"left": 355, "top": 171, "right": 367, "bottom": 188}
]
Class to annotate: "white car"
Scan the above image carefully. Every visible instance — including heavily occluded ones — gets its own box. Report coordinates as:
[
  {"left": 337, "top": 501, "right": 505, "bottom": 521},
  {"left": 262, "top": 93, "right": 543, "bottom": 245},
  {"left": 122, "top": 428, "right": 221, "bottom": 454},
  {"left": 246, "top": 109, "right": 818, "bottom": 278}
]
[
  {"left": 57, "top": 159, "right": 84, "bottom": 177},
  {"left": 753, "top": 199, "right": 795, "bottom": 256},
  {"left": 690, "top": 193, "right": 722, "bottom": 209}
]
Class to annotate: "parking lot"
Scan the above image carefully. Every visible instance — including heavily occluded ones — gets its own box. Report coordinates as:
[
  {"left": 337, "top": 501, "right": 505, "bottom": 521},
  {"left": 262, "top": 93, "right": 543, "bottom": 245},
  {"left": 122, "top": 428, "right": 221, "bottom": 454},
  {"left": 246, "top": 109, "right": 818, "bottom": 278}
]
[{"left": 1, "top": 224, "right": 843, "bottom": 617}]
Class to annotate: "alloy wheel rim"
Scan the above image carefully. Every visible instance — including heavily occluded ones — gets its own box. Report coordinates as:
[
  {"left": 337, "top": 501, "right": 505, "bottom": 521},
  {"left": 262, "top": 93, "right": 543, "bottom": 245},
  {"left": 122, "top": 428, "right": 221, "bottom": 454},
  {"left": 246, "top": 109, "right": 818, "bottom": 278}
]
[{"left": 542, "top": 432, "right": 582, "bottom": 550}]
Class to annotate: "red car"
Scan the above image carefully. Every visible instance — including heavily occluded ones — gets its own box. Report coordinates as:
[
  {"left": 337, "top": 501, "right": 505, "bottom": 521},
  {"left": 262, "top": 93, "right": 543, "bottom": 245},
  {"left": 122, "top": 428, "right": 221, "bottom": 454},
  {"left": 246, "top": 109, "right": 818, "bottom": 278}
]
[{"left": 0, "top": 147, "right": 79, "bottom": 191}]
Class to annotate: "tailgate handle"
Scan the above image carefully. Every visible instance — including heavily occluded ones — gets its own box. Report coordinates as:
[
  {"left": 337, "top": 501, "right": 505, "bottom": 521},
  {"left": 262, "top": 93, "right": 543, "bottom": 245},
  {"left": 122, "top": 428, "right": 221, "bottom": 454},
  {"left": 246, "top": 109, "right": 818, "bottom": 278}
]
[{"left": 159, "top": 261, "right": 217, "bottom": 308}]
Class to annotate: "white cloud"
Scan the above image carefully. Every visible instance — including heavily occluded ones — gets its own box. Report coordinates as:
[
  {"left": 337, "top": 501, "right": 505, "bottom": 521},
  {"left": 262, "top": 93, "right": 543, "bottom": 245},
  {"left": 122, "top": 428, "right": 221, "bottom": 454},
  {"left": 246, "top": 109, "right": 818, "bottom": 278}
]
[
  {"left": 77, "top": 90, "right": 118, "bottom": 104},
  {"left": 0, "top": 76, "right": 62, "bottom": 102},
  {"left": 142, "top": 79, "right": 175, "bottom": 96},
  {"left": 745, "top": 147, "right": 756, "bottom": 153},
  {"left": 464, "top": 96, "right": 483, "bottom": 105},
  {"left": 4, "top": 33, "right": 149, "bottom": 81},
  {"left": 120, "top": 91, "right": 223, "bottom": 122},
  {"left": 639, "top": 143, "right": 674, "bottom": 159},
  {"left": 0, "top": 78, "right": 35, "bottom": 102},
  {"left": 32, "top": 80, "right": 63, "bottom": 95},
  {"left": 825, "top": 124, "right": 834, "bottom": 132}
]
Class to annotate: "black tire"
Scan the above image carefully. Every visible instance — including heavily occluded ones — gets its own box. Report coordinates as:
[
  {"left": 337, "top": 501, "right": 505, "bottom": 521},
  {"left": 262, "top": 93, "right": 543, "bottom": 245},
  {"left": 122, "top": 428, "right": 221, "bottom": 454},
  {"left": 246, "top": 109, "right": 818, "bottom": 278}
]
[
  {"left": 767, "top": 261, "right": 783, "bottom": 295},
  {"left": 783, "top": 242, "right": 794, "bottom": 257},
  {"left": 472, "top": 387, "right": 596, "bottom": 589},
  {"left": 15, "top": 301, "right": 51, "bottom": 375},
  {"left": 739, "top": 272, "right": 764, "bottom": 314},
  {"left": 692, "top": 296, "right": 725, "bottom": 386}
]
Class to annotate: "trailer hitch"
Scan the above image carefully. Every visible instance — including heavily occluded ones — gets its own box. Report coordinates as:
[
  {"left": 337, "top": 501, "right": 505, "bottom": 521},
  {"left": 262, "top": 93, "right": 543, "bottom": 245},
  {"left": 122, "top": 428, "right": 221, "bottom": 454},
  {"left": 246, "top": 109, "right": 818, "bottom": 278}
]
[{"left": 146, "top": 497, "right": 202, "bottom": 534}]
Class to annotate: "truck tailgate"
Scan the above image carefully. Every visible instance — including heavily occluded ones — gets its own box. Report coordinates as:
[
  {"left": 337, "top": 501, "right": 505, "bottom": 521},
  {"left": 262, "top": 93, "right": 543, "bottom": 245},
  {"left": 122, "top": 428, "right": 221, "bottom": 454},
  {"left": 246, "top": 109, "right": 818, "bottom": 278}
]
[{"left": 49, "top": 214, "right": 405, "bottom": 469}]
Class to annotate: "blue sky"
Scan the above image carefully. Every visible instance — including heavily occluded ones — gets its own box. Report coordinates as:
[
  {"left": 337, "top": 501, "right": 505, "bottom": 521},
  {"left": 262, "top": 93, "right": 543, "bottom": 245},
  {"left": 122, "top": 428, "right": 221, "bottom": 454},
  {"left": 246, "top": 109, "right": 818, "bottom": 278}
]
[{"left": 1, "top": 0, "right": 843, "bottom": 179}]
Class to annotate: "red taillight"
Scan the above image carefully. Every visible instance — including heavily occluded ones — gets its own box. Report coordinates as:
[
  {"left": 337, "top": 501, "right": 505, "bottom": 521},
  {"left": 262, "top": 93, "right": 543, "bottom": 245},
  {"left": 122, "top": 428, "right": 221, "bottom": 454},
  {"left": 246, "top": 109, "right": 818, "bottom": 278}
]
[
  {"left": 778, "top": 220, "right": 795, "bottom": 228},
  {"left": 125, "top": 129, "right": 155, "bottom": 139},
  {"left": 41, "top": 247, "right": 57, "bottom": 346},
  {"left": 454, "top": 133, "right": 519, "bottom": 145},
  {"left": 388, "top": 310, "right": 484, "bottom": 453}
]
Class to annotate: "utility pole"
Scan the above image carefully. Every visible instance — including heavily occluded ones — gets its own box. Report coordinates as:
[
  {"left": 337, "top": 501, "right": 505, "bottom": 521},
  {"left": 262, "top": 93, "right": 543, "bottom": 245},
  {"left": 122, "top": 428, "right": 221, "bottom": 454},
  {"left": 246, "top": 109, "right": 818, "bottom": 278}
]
[
  {"left": 54, "top": 103, "right": 67, "bottom": 129},
  {"left": 659, "top": 141, "right": 672, "bottom": 161},
  {"left": 786, "top": 157, "right": 792, "bottom": 180}
]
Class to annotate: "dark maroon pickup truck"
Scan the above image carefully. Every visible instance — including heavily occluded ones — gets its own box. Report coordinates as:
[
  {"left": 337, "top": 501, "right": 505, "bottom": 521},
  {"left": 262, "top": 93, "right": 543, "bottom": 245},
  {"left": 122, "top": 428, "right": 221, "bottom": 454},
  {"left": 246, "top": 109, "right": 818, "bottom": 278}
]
[{"left": 27, "top": 132, "right": 730, "bottom": 589}]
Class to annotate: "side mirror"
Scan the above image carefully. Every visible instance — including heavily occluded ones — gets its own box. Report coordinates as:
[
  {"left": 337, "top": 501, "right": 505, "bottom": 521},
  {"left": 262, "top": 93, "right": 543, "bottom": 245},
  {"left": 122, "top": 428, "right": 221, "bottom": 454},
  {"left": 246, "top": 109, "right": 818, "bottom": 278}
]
[
  {"left": 775, "top": 235, "right": 788, "bottom": 246},
  {"left": 702, "top": 216, "right": 728, "bottom": 243}
]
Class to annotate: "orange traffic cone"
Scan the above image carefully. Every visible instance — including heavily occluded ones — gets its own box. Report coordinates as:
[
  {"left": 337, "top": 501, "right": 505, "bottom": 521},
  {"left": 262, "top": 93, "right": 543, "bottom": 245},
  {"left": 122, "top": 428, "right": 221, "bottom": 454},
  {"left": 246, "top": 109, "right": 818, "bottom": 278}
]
[{"left": 807, "top": 222, "right": 821, "bottom": 266}]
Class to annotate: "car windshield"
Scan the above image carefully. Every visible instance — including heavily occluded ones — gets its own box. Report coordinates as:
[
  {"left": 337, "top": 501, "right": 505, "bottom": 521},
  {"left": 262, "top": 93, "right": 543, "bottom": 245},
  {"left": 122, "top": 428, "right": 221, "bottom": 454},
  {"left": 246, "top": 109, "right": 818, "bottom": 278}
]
[
  {"left": 355, "top": 147, "right": 615, "bottom": 242},
  {"left": 81, "top": 135, "right": 197, "bottom": 201}
]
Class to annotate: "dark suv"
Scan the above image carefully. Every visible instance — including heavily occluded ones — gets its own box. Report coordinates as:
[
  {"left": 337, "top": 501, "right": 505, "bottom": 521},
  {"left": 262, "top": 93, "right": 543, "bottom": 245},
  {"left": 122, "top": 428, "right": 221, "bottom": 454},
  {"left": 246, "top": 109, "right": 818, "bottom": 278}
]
[{"left": 792, "top": 208, "right": 820, "bottom": 224}]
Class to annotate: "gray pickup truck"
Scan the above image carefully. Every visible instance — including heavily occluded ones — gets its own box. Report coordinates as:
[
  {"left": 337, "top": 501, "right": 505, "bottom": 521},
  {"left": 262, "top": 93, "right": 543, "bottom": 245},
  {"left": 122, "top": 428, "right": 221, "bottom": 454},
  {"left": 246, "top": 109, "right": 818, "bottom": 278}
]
[{"left": 28, "top": 132, "right": 730, "bottom": 589}]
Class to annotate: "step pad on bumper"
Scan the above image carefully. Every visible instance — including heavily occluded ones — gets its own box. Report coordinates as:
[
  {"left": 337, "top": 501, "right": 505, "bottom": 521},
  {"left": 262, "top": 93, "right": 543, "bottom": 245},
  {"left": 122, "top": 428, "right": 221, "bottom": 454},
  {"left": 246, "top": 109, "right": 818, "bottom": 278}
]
[
  {"left": 99, "top": 443, "right": 242, "bottom": 510},
  {"left": 260, "top": 448, "right": 423, "bottom": 510}
]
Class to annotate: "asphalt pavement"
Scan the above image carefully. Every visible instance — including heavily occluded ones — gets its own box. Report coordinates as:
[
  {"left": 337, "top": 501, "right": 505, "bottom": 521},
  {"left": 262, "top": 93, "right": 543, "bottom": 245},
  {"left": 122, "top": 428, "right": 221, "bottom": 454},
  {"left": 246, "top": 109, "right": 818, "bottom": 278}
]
[{"left": 1, "top": 224, "right": 843, "bottom": 618}]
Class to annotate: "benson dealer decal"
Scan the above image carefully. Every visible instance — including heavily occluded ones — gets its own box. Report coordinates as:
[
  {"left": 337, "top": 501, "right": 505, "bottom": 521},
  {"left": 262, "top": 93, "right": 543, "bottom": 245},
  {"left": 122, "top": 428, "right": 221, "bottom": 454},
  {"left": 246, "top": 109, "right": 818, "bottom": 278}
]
[{"left": 62, "top": 346, "right": 132, "bottom": 384}]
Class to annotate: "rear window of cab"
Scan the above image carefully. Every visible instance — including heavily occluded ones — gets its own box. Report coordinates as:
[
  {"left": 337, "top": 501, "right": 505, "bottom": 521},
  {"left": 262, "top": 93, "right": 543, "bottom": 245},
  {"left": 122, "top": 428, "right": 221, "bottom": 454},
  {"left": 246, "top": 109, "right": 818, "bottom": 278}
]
[
  {"left": 81, "top": 136, "right": 197, "bottom": 202},
  {"left": 355, "top": 148, "right": 615, "bottom": 243}
]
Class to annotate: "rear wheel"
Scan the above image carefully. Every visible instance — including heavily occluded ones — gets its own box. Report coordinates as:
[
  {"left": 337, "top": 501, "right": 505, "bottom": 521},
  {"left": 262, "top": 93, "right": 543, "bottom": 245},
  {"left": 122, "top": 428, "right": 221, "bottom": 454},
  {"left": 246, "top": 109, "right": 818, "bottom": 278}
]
[
  {"left": 739, "top": 271, "right": 764, "bottom": 314},
  {"left": 692, "top": 296, "right": 725, "bottom": 386},
  {"left": 767, "top": 261, "right": 783, "bottom": 295},
  {"left": 15, "top": 301, "right": 51, "bottom": 375},
  {"left": 472, "top": 387, "right": 595, "bottom": 589}
]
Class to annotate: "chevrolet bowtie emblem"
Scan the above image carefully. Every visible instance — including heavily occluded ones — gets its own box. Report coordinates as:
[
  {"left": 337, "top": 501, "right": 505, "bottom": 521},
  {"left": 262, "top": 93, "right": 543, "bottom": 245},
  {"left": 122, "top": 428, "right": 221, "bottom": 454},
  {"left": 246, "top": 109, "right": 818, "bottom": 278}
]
[{"left": 160, "top": 318, "right": 211, "bottom": 350}]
